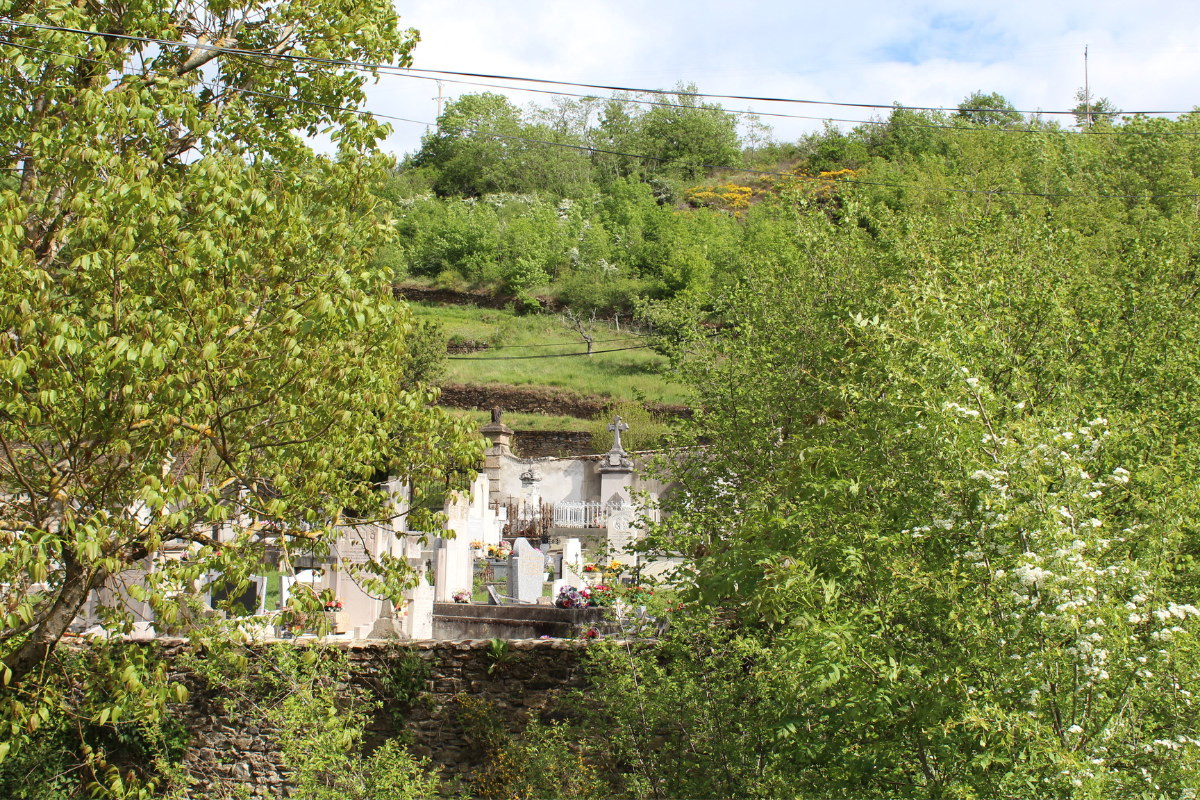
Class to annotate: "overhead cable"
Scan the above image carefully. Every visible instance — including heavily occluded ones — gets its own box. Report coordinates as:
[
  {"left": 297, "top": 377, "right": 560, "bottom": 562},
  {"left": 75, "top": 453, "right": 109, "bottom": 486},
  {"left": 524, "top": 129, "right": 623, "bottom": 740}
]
[
  {"left": 447, "top": 344, "right": 654, "bottom": 360},
  {"left": 211, "top": 84, "right": 1200, "bottom": 199},
  {"left": 4, "top": 19, "right": 1197, "bottom": 117},
  {"left": 6, "top": 24, "right": 1200, "bottom": 197}
]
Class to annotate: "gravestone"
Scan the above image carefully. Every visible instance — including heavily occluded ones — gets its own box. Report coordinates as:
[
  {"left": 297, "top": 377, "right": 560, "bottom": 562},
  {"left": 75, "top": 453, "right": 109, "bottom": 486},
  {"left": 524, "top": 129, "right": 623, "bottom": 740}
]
[
  {"left": 403, "top": 568, "right": 434, "bottom": 639},
  {"left": 561, "top": 538, "right": 583, "bottom": 587},
  {"left": 433, "top": 535, "right": 472, "bottom": 603},
  {"left": 368, "top": 600, "right": 404, "bottom": 639},
  {"left": 210, "top": 575, "right": 266, "bottom": 615},
  {"left": 507, "top": 537, "right": 543, "bottom": 603},
  {"left": 486, "top": 585, "right": 504, "bottom": 606},
  {"left": 606, "top": 505, "right": 637, "bottom": 567}
]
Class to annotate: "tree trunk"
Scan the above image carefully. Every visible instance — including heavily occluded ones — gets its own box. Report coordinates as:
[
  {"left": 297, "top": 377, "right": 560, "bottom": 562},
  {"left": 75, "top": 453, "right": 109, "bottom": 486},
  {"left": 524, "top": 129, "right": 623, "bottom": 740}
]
[{"left": 5, "top": 550, "right": 104, "bottom": 687}]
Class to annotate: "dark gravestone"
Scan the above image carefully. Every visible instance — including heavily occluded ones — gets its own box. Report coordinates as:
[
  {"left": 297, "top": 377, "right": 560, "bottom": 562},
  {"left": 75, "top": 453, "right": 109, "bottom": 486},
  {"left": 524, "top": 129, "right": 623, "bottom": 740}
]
[{"left": 211, "top": 578, "right": 262, "bottom": 614}]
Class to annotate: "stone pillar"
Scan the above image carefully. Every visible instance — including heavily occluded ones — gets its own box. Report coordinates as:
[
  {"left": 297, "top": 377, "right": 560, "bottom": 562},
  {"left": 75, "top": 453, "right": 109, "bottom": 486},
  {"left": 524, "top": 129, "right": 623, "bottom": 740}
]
[
  {"left": 480, "top": 408, "right": 514, "bottom": 504},
  {"left": 598, "top": 414, "right": 636, "bottom": 565}
]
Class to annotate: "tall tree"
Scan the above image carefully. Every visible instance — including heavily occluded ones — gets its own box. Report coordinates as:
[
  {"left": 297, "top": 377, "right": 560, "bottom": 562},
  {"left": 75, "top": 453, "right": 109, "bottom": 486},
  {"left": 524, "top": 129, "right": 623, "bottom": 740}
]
[
  {"left": 955, "top": 90, "right": 1024, "bottom": 127},
  {"left": 415, "top": 92, "right": 592, "bottom": 197},
  {"left": 640, "top": 181, "right": 1200, "bottom": 793},
  {"left": 0, "top": 0, "right": 482, "bottom": 732}
]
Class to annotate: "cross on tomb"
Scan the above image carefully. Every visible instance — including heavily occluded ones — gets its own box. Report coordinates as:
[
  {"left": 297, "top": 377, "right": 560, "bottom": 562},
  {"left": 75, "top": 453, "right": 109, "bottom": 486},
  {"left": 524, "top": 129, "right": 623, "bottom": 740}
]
[{"left": 608, "top": 415, "right": 629, "bottom": 453}]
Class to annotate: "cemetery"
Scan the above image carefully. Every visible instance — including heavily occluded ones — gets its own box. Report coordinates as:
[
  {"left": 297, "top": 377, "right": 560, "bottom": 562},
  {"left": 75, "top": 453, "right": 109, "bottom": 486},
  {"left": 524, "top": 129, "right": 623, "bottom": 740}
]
[
  {"left": 16, "top": 8, "right": 1188, "bottom": 791},
  {"left": 22, "top": 413, "right": 682, "bottom": 797},
  {"left": 68, "top": 413, "right": 679, "bottom": 647}
]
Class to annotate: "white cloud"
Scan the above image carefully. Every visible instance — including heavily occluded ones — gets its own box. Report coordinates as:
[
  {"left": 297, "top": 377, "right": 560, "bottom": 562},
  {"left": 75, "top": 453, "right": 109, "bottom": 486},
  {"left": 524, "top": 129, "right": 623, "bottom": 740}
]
[{"left": 354, "top": 0, "right": 1200, "bottom": 157}]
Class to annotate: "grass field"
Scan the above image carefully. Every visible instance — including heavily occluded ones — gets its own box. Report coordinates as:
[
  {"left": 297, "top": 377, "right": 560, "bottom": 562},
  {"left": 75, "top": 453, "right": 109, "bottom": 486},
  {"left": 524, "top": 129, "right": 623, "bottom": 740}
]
[{"left": 408, "top": 302, "right": 689, "bottom": 405}]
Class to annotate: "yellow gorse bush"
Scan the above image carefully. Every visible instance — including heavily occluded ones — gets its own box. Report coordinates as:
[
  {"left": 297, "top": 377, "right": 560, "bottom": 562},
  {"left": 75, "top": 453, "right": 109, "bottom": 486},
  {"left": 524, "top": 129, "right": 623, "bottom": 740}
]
[{"left": 684, "top": 182, "right": 755, "bottom": 210}]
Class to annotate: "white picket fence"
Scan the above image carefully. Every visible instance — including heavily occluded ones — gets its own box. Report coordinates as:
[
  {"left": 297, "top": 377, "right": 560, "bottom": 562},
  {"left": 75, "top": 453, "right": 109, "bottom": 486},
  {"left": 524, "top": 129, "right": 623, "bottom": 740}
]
[{"left": 552, "top": 501, "right": 608, "bottom": 528}]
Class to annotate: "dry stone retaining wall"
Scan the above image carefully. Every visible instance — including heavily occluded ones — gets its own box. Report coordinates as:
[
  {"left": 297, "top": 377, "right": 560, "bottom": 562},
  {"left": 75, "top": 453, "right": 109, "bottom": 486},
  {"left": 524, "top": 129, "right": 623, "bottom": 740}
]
[
  {"left": 511, "top": 430, "right": 595, "bottom": 458},
  {"left": 437, "top": 382, "right": 692, "bottom": 421},
  {"left": 160, "top": 637, "right": 592, "bottom": 798}
]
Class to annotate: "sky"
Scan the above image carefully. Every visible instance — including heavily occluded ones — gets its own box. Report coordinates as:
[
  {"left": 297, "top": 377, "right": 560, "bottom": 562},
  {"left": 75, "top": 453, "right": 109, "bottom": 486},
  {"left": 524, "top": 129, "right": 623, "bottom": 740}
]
[{"left": 363, "top": 0, "right": 1200, "bottom": 157}]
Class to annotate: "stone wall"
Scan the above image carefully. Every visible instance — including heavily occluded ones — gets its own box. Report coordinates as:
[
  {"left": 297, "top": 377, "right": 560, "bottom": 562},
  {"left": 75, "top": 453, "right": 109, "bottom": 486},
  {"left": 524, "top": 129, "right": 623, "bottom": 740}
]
[
  {"left": 160, "top": 637, "right": 592, "bottom": 798},
  {"left": 446, "top": 339, "right": 491, "bottom": 355},
  {"left": 512, "top": 429, "right": 595, "bottom": 458},
  {"left": 437, "top": 382, "right": 693, "bottom": 421}
]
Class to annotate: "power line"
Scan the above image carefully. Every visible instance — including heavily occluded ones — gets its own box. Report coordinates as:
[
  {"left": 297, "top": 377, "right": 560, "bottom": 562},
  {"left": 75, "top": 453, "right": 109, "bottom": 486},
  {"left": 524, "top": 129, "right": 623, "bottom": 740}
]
[
  {"left": 4, "top": 25, "right": 1198, "bottom": 140},
  {"left": 5, "top": 19, "right": 1198, "bottom": 118},
  {"left": 353, "top": 69, "right": 1195, "bottom": 137},
  {"left": 219, "top": 85, "right": 1200, "bottom": 199},
  {"left": 474, "top": 337, "right": 644, "bottom": 348},
  {"left": 398, "top": 66, "right": 1160, "bottom": 118},
  {"left": 448, "top": 344, "right": 655, "bottom": 360},
  {"left": 6, "top": 25, "right": 1200, "bottom": 198}
]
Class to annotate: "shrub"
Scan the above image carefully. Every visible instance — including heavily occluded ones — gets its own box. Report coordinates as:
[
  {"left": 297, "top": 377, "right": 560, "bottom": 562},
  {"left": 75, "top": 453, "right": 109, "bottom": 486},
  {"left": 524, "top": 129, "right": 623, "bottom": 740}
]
[{"left": 586, "top": 399, "right": 672, "bottom": 454}]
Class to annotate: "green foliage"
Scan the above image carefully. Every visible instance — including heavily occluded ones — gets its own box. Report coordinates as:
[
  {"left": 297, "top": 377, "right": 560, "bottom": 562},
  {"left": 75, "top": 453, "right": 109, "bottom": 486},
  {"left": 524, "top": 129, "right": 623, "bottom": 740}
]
[
  {"left": 484, "top": 638, "right": 512, "bottom": 678},
  {"left": 268, "top": 645, "right": 437, "bottom": 800},
  {"left": 275, "top": 676, "right": 436, "bottom": 800},
  {"left": 414, "top": 93, "right": 593, "bottom": 198},
  {"left": 0, "top": 0, "right": 483, "bottom": 743},
  {"left": 586, "top": 400, "right": 671, "bottom": 454},
  {"left": 471, "top": 721, "right": 609, "bottom": 800},
  {"left": 0, "top": 646, "right": 191, "bottom": 799},
  {"left": 1073, "top": 88, "right": 1122, "bottom": 128},
  {"left": 619, "top": 82, "right": 741, "bottom": 179},
  {"left": 580, "top": 614, "right": 790, "bottom": 799},
  {"left": 454, "top": 694, "right": 508, "bottom": 757},
  {"left": 372, "top": 643, "right": 432, "bottom": 711},
  {"left": 955, "top": 90, "right": 1023, "bottom": 127},
  {"left": 401, "top": 320, "right": 449, "bottom": 389},
  {"left": 634, "top": 117, "right": 1200, "bottom": 793}
]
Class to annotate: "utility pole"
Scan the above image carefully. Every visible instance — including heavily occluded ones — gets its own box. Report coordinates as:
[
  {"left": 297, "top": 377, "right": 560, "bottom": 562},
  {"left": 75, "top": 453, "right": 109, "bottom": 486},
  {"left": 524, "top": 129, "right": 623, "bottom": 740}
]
[
  {"left": 1084, "top": 45, "right": 1091, "bottom": 129},
  {"left": 433, "top": 80, "right": 444, "bottom": 121}
]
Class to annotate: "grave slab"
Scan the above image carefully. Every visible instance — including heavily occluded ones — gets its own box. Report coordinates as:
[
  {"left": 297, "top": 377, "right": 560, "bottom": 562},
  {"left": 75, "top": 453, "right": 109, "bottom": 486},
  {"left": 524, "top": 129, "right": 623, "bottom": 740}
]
[{"left": 508, "top": 537, "right": 544, "bottom": 603}]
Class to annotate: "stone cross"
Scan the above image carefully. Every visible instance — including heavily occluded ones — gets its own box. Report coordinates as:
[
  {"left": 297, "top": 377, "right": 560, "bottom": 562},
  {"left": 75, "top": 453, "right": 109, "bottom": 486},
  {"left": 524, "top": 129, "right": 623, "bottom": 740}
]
[{"left": 607, "top": 415, "right": 629, "bottom": 453}]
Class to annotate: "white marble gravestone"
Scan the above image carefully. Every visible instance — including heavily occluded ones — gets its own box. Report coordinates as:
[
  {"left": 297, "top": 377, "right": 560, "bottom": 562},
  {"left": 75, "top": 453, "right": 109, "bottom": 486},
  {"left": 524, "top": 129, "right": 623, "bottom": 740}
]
[
  {"left": 334, "top": 525, "right": 389, "bottom": 632},
  {"left": 404, "top": 569, "right": 434, "bottom": 639},
  {"left": 606, "top": 504, "right": 637, "bottom": 567},
  {"left": 508, "top": 537, "right": 543, "bottom": 603},
  {"left": 434, "top": 537, "right": 472, "bottom": 603},
  {"left": 435, "top": 483, "right": 480, "bottom": 602},
  {"left": 561, "top": 538, "right": 584, "bottom": 587}
]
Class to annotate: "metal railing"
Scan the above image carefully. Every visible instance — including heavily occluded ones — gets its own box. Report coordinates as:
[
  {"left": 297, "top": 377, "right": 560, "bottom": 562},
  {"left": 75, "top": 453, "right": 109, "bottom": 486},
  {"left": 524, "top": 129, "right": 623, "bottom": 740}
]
[{"left": 552, "top": 501, "right": 608, "bottom": 528}]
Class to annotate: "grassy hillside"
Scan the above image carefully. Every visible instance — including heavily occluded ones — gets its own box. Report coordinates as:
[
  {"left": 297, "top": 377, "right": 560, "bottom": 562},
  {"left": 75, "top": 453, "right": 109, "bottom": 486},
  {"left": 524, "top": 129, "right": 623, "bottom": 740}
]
[{"left": 408, "top": 302, "right": 689, "bottom": 405}]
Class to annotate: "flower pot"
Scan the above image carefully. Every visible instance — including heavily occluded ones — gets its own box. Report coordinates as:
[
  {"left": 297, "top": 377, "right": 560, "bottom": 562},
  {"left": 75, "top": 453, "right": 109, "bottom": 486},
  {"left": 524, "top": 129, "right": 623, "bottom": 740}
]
[{"left": 323, "top": 611, "right": 348, "bottom": 634}]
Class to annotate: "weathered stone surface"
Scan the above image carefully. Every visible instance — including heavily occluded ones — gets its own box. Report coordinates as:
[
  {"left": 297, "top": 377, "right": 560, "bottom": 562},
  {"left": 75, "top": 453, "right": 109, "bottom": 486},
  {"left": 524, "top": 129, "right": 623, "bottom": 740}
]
[{"left": 162, "top": 637, "right": 600, "bottom": 798}]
